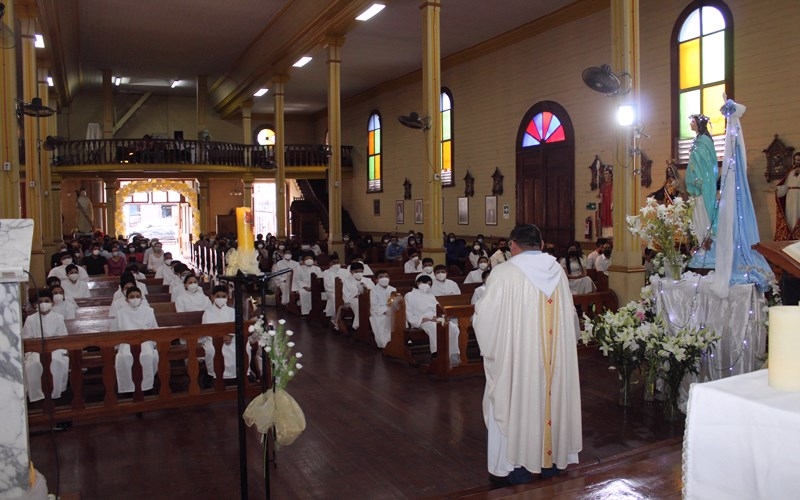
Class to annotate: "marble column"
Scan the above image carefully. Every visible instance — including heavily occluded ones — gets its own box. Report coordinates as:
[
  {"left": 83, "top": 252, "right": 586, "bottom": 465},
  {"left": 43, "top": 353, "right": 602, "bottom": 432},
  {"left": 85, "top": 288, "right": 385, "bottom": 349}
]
[
  {"left": 326, "top": 36, "right": 345, "bottom": 260},
  {"left": 421, "top": 0, "right": 444, "bottom": 265},
  {"left": 0, "top": 219, "right": 44, "bottom": 498},
  {"left": 273, "top": 76, "right": 289, "bottom": 239},
  {"left": 608, "top": 0, "right": 645, "bottom": 304}
]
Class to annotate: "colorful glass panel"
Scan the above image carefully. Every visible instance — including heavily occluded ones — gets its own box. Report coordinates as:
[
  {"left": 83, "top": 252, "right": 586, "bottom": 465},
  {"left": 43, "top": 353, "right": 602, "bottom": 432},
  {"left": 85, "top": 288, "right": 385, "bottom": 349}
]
[
  {"left": 521, "top": 111, "right": 565, "bottom": 147},
  {"left": 679, "top": 39, "right": 701, "bottom": 89},
  {"left": 374, "top": 128, "right": 381, "bottom": 154},
  {"left": 702, "top": 31, "right": 725, "bottom": 83},
  {"left": 701, "top": 6, "right": 726, "bottom": 34},
  {"left": 679, "top": 9, "right": 700, "bottom": 41},
  {"left": 680, "top": 90, "right": 700, "bottom": 139},
  {"left": 442, "top": 110, "right": 451, "bottom": 140},
  {"left": 442, "top": 141, "right": 452, "bottom": 170},
  {"left": 702, "top": 84, "right": 726, "bottom": 133},
  {"left": 368, "top": 112, "right": 382, "bottom": 191},
  {"left": 368, "top": 130, "right": 375, "bottom": 156}
]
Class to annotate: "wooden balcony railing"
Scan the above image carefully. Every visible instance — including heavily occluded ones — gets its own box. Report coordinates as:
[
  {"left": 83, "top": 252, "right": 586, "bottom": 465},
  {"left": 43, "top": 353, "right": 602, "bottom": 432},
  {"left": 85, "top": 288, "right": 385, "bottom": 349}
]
[{"left": 48, "top": 139, "right": 353, "bottom": 169}]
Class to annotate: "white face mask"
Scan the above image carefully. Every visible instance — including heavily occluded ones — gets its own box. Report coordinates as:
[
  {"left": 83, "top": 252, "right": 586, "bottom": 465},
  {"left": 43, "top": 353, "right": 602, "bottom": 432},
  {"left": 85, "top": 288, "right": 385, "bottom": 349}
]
[
  {"left": 214, "top": 297, "right": 228, "bottom": 308},
  {"left": 378, "top": 277, "right": 390, "bottom": 287},
  {"left": 283, "top": 254, "right": 292, "bottom": 261},
  {"left": 112, "top": 251, "right": 120, "bottom": 257},
  {"left": 187, "top": 283, "right": 199, "bottom": 293},
  {"left": 304, "top": 259, "right": 314, "bottom": 266},
  {"left": 164, "top": 259, "right": 173, "bottom": 266},
  {"left": 474, "top": 245, "right": 481, "bottom": 251},
  {"left": 53, "top": 294, "right": 64, "bottom": 304},
  {"left": 411, "top": 256, "right": 419, "bottom": 262},
  {"left": 128, "top": 297, "right": 142, "bottom": 308},
  {"left": 352, "top": 272, "right": 363, "bottom": 281},
  {"left": 423, "top": 266, "right": 433, "bottom": 274},
  {"left": 329, "top": 263, "right": 340, "bottom": 269},
  {"left": 278, "top": 245, "right": 285, "bottom": 250},
  {"left": 449, "top": 238, "right": 455, "bottom": 243},
  {"left": 62, "top": 258, "right": 73, "bottom": 266},
  {"left": 67, "top": 273, "right": 79, "bottom": 282},
  {"left": 417, "top": 283, "right": 431, "bottom": 293},
  {"left": 478, "top": 238, "right": 484, "bottom": 243},
  {"left": 38, "top": 302, "right": 52, "bottom": 313},
  {"left": 92, "top": 249, "right": 100, "bottom": 256},
  {"left": 478, "top": 262, "right": 489, "bottom": 270},
  {"left": 435, "top": 272, "right": 447, "bottom": 282}
]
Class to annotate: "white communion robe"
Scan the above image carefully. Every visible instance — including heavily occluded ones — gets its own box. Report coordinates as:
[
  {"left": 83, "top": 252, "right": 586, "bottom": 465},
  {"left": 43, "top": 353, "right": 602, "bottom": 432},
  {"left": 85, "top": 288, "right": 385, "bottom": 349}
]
[
  {"left": 293, "top": 264, "right": 322, "bottom": 315},
  {"left": 22, "top": 311, "right": 70, "bottom": 402},
  {"left": 432, "top": 278, "right": 461, "bottom": 296},
  {"left": 52, "top": 296, "right": 78, "bottom": 320},
  {"left": 175, "top": 288, "right": 211, "bottom": 312},
  {"left": 202, "top": 304, "right": 244, "bottom": 379},
  {"left": 464, "top": 268, "right": 485, "bottom": 284},
  {"left": 369, "top": 283, "right": 396, "bottom": 348},
  {"left": 48, "top": 264, "right": 89, "bottom": 283},
  {"left": 108, "top": 293, "right": 149, "bottom": 318},
  {"left": 272, "top": 259, "right": 299, "bottom": 305},
  {"left": 322, "top": 266, "right": 344, "bottom": 317},
  {"left": 341, "top": 274, "right": 374, "bottom": 329},
  {"left": 111, "top": 304, "right": 160, "bottom": 393},
  {"left": 403, "top": 288, "right": 460, "bottom": 356},
  {"left": 60, "top": 277, "right": 91, "bottom": 299},
  {"left": 474, "top": 251, "right": 582, "bottom": 476},
  {"left": 559, "top": 257, "right": 595, "bottom": 295}
]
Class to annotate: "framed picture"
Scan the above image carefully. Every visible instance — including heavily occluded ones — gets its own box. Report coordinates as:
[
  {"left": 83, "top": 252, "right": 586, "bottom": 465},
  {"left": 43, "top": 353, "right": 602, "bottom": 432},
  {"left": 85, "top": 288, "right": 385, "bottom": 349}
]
[
  {"left": 457, "top": 197, "right": 469, "bottom": 225},
  {"left": 373, "top": 199, "right": 380, "bottom": 216},
  {"left": 395, "top": 200, "right": 404, "bottom": 225},
  {"left": 414, "top": 199, "right": 423, "bottom": 224},
  {"left": 485, "top": 196, "right": 498, "bottom": 225}
]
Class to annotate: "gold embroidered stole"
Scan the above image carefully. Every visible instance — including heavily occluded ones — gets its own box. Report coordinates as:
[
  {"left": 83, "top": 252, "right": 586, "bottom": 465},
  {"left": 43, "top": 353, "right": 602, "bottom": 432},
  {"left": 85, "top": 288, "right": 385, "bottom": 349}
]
[{"left": 540, "top": 293, "right": 559, "bottom": 468}]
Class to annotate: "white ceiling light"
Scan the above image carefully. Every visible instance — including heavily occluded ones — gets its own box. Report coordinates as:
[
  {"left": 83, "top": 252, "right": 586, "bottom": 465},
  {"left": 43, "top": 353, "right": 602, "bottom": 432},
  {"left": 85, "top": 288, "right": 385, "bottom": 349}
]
[
  {"left": 34, "top": 34, "right": 45, "bottom": 48},
  {"left": 293, "top": 56, "right": 312, "bottom": 68},
  {"left": 356, "top": 3, "right": 385, "bottom": 21},
  {"left": 170, "top": 80, "right": 179, "bottom": 88},
  {"left": 114, "top": 76, "right": 121, "bottom": 86},
  {"left": 46, "top": 76, "right": 54, "bottom": 87},
  {"left": 253, "top": 88, "right": 269, "bottom": 97}
]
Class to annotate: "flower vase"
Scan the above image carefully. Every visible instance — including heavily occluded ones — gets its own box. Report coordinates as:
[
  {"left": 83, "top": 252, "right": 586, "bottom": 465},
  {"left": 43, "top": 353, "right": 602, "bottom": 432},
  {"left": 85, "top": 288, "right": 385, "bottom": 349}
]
[
  {"left": 663, "top": 378, "right": 683, "bottom": 421},
  {"left": 665, "top": 258, "right": 683, "bottom": 280},
  {"left": 643, "top": 362, "right": 657, "bottom": 402},
  {"left": 618, "top": 364, "right": 635, "bottom": 407}
]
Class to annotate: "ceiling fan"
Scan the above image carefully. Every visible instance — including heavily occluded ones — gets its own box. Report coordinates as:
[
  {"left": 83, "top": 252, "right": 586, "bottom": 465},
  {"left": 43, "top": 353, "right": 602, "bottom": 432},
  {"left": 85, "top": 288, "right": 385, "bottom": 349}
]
[
  {"left": 398, "top": 112, "right": 430, "bottom": 131},
  {"left": 581, "top": 64, "right": 631, "bottom": 96}
]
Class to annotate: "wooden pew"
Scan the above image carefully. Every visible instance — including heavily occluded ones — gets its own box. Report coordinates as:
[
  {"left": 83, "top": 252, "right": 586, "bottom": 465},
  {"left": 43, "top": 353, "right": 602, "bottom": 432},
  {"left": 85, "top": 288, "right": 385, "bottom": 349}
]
[
  {"left": 309, "top": 274, "right": 326, "bottom": 325},
  {"left": 88, "top": 284, "right": 170, "bottom": 297},
  {"left": 87, "top": 277, "right": 163, "bottom": 289},
  {"left": 430, "top": 303, "right": 483, "bottom": 380},
  {"left": 65, "top": 310, "right": 205, "bottom": 334},
  {"left": 572, "top": 289, "right": 619, "bottom": 325},
  {"left": 75, "top": 292, "right": 173, "bottom": 307},
  {"left": 23, "top": 321, "right": 262, "bottom": 426},
  {"left": 383, "top": 294, "right": 430, "bottom": 365},
  {"left": 74, "top": 302, "right": 178, "bottom": 320}
]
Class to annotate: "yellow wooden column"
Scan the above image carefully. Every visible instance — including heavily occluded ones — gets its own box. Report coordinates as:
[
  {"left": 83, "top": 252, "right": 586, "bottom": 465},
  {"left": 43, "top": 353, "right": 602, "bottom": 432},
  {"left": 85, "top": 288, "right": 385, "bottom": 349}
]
[
  {"left": 0, "top": 0, "right": 20, "bottom": 219},
  {"left": 104, "top": 177, "right": 117, "bottom": 236},
  {"left": 608, "top": 0, "right": 644, "bottom": 304},
  {"left": 273, "top": 75, "right": 289, "bottom": 239},
  {"left": 39, "top": 69, "right": 57, "bottom": 257},
  {"left": 198, "top": 178, "right": 210, "bottom": 235},
  {"left": 421, "top": 0, "right": 444, "bottom": 264},
  {"left": 20, "top": 10, "right": 45, "bottom": 282},
  {"left": 102, "top": 69, "right": 114, "bottom": 138},
  {"left": 241, "top": 100, "right": 252, "bottom": 167},
  {"left": 243, "top": 173, "right": 254, "bottom": 209},
  {"left": 51, "top": 173, "right": 63, "bottom": 241},
  {"left": 326, "top": 36, "right": 345, "bottom": 259}
]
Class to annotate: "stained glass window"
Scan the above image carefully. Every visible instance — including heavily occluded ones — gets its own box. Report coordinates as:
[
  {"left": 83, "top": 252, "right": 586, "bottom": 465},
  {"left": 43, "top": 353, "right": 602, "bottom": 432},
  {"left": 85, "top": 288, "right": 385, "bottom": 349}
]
[
  {"left": 367, "top": 112, "right": 382, "bottom": 192},
  {"left": 521, "top": 111, "right": 565, "bottom": 147},
  {"left": 674, "top": 2, "right": 731, "bottom": 162},
  {"left": 440, "top": 89, "right": 454, "bottom": 187}
]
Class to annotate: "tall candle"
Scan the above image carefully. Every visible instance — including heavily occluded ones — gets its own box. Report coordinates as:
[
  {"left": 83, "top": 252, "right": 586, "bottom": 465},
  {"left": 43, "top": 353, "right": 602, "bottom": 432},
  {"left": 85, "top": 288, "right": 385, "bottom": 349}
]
[
  {"left": 235, "top": 207, "right": 255, "bottom": 252},
  {"left": 768, "top": 305, "right": 800, "bottom": 391}
]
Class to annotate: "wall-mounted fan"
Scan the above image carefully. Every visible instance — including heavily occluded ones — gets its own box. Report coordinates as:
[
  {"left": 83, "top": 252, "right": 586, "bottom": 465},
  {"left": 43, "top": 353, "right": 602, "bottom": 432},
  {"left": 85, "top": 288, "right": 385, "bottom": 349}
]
[
  {"left": 0, "top": 3, "right": 16, "bottom": 50},
  {"left": 581, "top": 64, "right": 631, "bottom": 96},
  {"left": 18, "top": 97, "right": 55, "bottom": 118},
  {"left": 43, "top": 136, "right": 67, "bottom": 151},
  {"left": 398, "top": 112, "right": 430, "bottom": 131}
]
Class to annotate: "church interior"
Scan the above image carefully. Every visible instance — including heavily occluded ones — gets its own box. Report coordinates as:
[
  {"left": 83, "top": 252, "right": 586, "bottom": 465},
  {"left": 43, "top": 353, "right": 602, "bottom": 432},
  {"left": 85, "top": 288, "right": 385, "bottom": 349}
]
[{"left": 2, "top": 0, "right": 800, "bottom": 498}]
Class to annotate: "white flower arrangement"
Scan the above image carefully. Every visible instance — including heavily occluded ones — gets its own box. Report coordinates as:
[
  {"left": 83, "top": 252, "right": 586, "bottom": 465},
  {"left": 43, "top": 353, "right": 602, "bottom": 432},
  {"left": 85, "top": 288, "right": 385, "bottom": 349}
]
[
  {"left": 626, "top": 196, "right": 694, "bottom": 265},
  {"left": 249, "top": 316, "right": 303, "bottom": 389}
]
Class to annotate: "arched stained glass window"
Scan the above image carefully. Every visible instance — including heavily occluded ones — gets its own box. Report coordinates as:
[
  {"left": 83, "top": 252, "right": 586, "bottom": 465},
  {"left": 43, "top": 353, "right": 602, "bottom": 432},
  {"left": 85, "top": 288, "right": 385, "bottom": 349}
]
[
  {"left": 367, "top": 112, "right": 382, "bottom": 192},
  {"left": 440, "top": 88, "right": 454, "bottom": 187},
  {"left": 673, "top": 1, "right": 732, "bottom": 162},
  {"left": 521, "top": 111, "right": 565, "bottom": 147}
]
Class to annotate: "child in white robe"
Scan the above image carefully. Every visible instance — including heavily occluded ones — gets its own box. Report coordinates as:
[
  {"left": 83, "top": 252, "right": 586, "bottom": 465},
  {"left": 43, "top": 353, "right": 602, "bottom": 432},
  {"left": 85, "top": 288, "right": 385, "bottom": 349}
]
[
  {"left": 293, "top": 254, "right": 323, "bottom": 316},
  {"left": 169, "top": 264, "right": 192, "bottom": 301},
  {"left": 48, "top": 255, "right": 89, "bottom": 283},
  {"left": 60, "top": 264, "right": 91, "bottom": 299},
  {"left": 404, "top": 275, "right": 460, "bottom": 365},
  {"left": 154, "top": 253, "right": 176, "bottom": 283},
  {"left": 175, "top": 274, "right": 211, "bottom": 312},
  {"left": 369, "top": 270, "right": 396, "bottom": 348},
  {"left": 322, "top": 257, "right": 344, "bottom": 319},
  {"left": 431, "top": 264, "right": 461, "bottom": 296},
  {"left": 347, "top": 257, "right": 374, "bottom": 276},
  {"left": 22, "top": 290, "right": 70, "bottom": 402},
  {"left": 50, "top": 285, "right": 78, "bottom": 320},
  {"left": 110, "top": 287, "right": 159, "bottom": 393},
  {"left": 201, "top": 285, "right": 245, "bottom": 380},
  {"left": 404, "top": 252, "right": 422, "bottom": 274},
  {"left": 336, "top": 262, "right": 374, "bottom": 330},
  {"left": 272, "top": 250, "right": 299, "bottom": 305},
  {"left": 471, "top": 269, "right": 491, "bottom": 305},
  {"left": 464, "top": 257, "right": 490, "bottom": 284},
  {"left": 415, "top": 258, "right": 436, "bottom": 281},
  {"left": 109, "top": 275, "right": 149, "bottom": 317}
]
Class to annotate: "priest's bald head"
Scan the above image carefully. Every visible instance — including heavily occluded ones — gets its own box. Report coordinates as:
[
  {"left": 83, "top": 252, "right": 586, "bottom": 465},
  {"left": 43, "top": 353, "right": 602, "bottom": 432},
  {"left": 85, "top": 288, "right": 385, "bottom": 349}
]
[{"left": 509, "top": 224, "right": 543, "bottom": 255}]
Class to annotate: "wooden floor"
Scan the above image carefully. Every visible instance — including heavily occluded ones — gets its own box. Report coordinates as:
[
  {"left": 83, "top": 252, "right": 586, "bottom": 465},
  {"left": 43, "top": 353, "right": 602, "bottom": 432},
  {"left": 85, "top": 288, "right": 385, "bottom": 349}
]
[{"left": 29, "top": 309, "right": 685, "bottom": 499}]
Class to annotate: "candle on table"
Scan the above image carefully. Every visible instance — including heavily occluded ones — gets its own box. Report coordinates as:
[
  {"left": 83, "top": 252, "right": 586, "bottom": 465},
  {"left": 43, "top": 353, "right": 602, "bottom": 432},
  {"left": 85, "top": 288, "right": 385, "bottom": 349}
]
[
  {"left": 235, "top": 207, "right": 254, "bottom": 252},
  {"left": 768, "top": 305, "right": 800, "bottom": 391}
]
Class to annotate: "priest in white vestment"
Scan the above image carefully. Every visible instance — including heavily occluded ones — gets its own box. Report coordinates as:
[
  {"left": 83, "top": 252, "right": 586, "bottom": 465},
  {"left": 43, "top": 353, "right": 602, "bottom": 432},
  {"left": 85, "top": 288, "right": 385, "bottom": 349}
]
[
  {"left": 110, "top": 288, "right": 160, "bottom": 393},
  {"left": 22, "top": 290, "right": 70, "bottom": 402},
  {"left": 369, "top": 271, "right": 396, "bottom": 348},
  {"left": 474, "top": 224, "right": 582, "bottom": 485}
]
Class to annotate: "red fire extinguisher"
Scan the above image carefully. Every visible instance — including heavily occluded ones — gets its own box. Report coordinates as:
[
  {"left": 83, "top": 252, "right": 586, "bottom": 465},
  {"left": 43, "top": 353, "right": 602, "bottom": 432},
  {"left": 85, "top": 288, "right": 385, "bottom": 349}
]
[{"left": 584, "top": 216, "right": 593, "bottom": 240}]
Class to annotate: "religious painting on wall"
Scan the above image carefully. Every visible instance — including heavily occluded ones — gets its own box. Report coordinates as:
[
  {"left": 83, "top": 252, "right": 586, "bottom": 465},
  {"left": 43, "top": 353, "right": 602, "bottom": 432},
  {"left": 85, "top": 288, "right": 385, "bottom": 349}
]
[
  {"left": 457, "top": 197, "right": 469, "bottom": 225},
  {"left": 485, "top": 196, "right": 497, "bottom": 226},
  {"left": 373, "top": 199, "right": 380, "bottom": 216},
  {"left": 395, "top": 200, "right": 404, "bottom": 225},
  {"left": 414, "top": 199, "right": 423, "bottom": 224}
]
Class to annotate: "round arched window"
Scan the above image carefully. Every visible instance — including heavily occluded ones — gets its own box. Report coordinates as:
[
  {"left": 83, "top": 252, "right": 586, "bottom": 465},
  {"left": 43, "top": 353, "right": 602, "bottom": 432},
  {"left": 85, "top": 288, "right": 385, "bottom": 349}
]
[{"left": 255, "top": 127, "right": 276, "bottom": 146}]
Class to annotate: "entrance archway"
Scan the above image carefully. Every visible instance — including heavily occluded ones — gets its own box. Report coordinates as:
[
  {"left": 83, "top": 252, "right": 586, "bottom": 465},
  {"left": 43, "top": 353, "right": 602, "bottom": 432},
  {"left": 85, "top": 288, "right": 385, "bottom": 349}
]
[{"left": 115, "top": 179, "right": 200, "bottom": 238}]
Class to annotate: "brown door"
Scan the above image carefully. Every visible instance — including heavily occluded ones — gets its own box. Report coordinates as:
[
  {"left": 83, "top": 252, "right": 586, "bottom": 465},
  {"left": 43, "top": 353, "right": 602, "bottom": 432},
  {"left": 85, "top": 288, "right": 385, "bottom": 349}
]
[{"left": 515, "top": 102, "right": 575, "bottom": 252}]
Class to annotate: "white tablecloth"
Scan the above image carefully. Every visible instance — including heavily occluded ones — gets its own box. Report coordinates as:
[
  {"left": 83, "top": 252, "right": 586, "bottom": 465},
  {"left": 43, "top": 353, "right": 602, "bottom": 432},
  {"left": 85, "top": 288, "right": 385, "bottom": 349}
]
[
  {"left": 683, "top": 370, "right": 800, "bottom": 499},
  {"left": 652, "top": 274, "right": 767, "bottom": 409}
]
